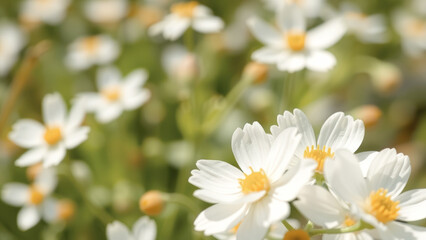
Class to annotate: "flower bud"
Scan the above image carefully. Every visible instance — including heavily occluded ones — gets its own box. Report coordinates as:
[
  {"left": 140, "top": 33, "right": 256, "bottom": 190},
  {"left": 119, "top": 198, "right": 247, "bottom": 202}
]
[
  {"left": 369, "top": 61, "right": 401, "bottom": 94},
  {"left": 243, "top": 62, "right": 269, "bottom": 84},
  {"left": 175, "top": 54, "right": 200, "bottom": 83},
  {"left": 57, "top": 199, "right": 75, "bottom": 221},
  {"left": 139, "top": 190, "right": 164, "bottom": 216},
  {"left": 350, "top": 105, "right": 382, "bottom": 128}
]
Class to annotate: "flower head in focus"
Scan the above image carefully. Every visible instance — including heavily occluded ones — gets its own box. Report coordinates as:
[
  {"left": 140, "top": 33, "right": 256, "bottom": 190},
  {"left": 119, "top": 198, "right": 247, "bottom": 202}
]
[
  {"left": 84, "top": 0, "right": 128, "bottom": 25},
  {"left": 1, "top": 168, "right": 58, "bottom": 230},
  {"left": 78, "top": 66, "right": 151, "bottom": 123},
  {"left": 65, "top": 35, "right": 120, "bottom": 71},
  {"left": 324, "top": 148, "right": 426, "bottom": 239},
  {"left": 9, "top": 93, "right": 90, "bottom": 168},
  {"left": 270, "top": 109, "right": 364, "bottom": 174},
  {"left": 189, "top": 123, "right": 317, "bottom": 240},
  {"left": 248, "top": 5, "right": 346, "bottom": 72},
  {"left": 149, "top": 1, "right": 224, "bottom": 40},
  {"left": 0, "top": 22, "right": 26, "bottom": 76},
  {"left": 106, "top": 216, "right": 156, "bottom": 240},
  {"left": 20, "top": 0, "right": 70, "bottom": 25}
]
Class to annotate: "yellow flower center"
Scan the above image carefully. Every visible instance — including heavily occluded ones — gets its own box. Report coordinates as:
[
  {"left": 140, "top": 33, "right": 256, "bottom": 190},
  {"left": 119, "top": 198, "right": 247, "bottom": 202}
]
[
  {"left": 238, "top": 167, "right": 270, "bottom": 194},
  {"left": 44, "top": 126, "right": 62, "bottom": 145},
  {"left": 283, "top": 229, "right": 310, "bottom": 240},
  {"left": 29, "top": 186, "right": 44, "bottom": 205},
  {"left": 102, "top": 87, "right": 121, "bottom": 101},
  {"left": 303, "top": 145, "right": 334, "bottom": 172},
  {"left": 344, "top": 215, "right": 357, "bottom": 227},
  {"left": 407, "top": 20, "right": 426, "bottom": 37},
  {"left": 285, "top": 31, "right": 306, "bottom": 51},
  {"left": 170, "top": 1, "right": 199, "bottom": 18},
  {"left": 366, "top": 188, "right": 400, "bottom": 224},
  {"left": 82, "top": 36, "right": 100, "bottom": 54}
]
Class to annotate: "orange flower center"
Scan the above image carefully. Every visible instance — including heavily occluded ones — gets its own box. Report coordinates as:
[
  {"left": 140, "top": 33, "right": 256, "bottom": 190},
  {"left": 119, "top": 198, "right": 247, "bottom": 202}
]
[
  {"left": 238, "top": 167, "right": 270, "bottom": 194},
  {"left": 366, "top": 188, "right": 400, "bottom": 224},
  {"left": 82, "top": 36, "right": 100, "bottom": 54},
  {"left": 303, "top": 145, "right": 334, "bottom": 172},
  {"left": 44, "top": 126, "right": 62, "bottom": 145},
  {"left": 29, "top": 186, "right": 44, "bottom": 205},
  {"left": 285, "top": 31, "right": 306, "bottom": 51},
  {"left": 283, "top": 229, "right": 310, "bottom": 240},
  {"left": 102, "top": 87, "right": 121, "bottom": 101},
  {"left": 344, "top": 215, "right": 357, "bottom": 227},
  {"left": 170, "top": 1, "right": 199, "bottom": 18}
]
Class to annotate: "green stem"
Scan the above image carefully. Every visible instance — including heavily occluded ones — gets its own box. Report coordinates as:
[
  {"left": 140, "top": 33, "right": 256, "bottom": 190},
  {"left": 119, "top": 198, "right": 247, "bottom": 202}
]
[
  {"left": 308, "top": 221, "right": 366, "bottom": 236},
  {"left": 164, "top": 193, "right": 201, "bottom": 216},
  {"left": 184, "top": 28, "right": 194, "bottom": 52},
  {"left": 282, "top": 220, "right": 295, "bottom": 231}
]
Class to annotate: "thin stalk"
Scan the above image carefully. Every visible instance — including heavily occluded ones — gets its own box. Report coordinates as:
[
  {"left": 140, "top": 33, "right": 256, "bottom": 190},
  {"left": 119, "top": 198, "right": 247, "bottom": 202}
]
[
  {"left": 282, "top": 220, "right": 295, "bottom": 231},
  {"left": 164, "top": 193, "right": 201, "bottom": 217},
  {"left": 309, "top": 221, "right": 366, "bottom": 236},
  {"left": 184, "top": 28, "right": 195, "bottom": 52}
]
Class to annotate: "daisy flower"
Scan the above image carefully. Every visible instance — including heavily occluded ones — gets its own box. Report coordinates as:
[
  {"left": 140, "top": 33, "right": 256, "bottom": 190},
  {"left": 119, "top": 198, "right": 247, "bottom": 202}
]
[
  {"left": 263, "top": 0, "right": 324, "bottom": 18},
  {"left": 0, "top": 22, "right": 26, "bottom": 76},
  {"left": 78, "top": 66, "right": 151, "bottom": 123},
  {"left": 148, "top": 1, "right": 224, "bottom": 40},
  {"left": 324, "top": 148, "right": 426, "bottom": 240},
  {"left": 393, "top": 12, "right": 426, "bottom": 57},
  {"left": 84, "top": 0, "right": 128, "bottom": 25},
  {"left": 247, "top": 5, "right": 346, "bottom": 72},
  {"left": 9, "top": 93, "right": 90, "bottom": 168},
  {"left": 1, "top": 168, "right": 57, "bottom": 231},
  {"left": 270, "top": 109, "right": 364, "bottom": 173},
  {"left": 106, "top": 216, "right": 156, "bottom": 240},
  {"left": 20, "top": 0, "right": 70, "bottom": 25},
  {"left": 65, "top": 35, "right": 120, "bottom": 71},
  {"left": 189, "top": 123, "right": 317, "bottom": 240}
]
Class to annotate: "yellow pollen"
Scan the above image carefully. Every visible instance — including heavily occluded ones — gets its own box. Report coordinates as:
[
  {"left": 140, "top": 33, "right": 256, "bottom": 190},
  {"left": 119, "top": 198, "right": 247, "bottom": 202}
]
[
  {"left": 170, "top": 1, "right": 199, "bottom": 18},
  {"left": 44, "top": 126, "right": 62, "bottom": 145},
  {"left": 82, "top": 36, "right": 100, "bottom": 54},
  {"left": 238, "top": 167, "right": 270, "bottom": 194},
  {"left": 303, "top": 145, "right": 334, "bottom": 172},
  {"left": 285, "top": 31, "right": 306, "bottom": 51},
  {"left": 29, "top": 186, "right": 44, "bottom": 205},
  {"left": 102, "top": 87, "right": 121, "bottom": 101},
  {"left": 344, "top": 215, "right": 357, "bottom": 227},
  {"left": 367, "top": 188, "right": 400, "bottom": 224},
  {"left": 283, "top": 229, "right": 310, "bottom": 240},
  {"left": 230, "top": 222, "right": 241, "bottom": 234}
]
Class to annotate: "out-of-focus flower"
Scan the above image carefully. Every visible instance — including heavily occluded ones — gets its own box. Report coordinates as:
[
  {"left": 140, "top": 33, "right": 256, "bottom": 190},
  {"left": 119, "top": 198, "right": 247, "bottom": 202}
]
[
  {"left": 43, "top": 198, "right": 76, "bottom": 222},
  {"left": 78, "top": 66, "right": 150, "bottom": 123},
  {"left": 106, "top": 216, "right": 156, "bottom": 240},
  {"left": 20, "top": 0, "right": 70, "bottom": 25},
  {"left": 248, "top": 5, "right": 346, "bottom": 72},
  {"left": 149, "top": 1, "right": 224, "bottom": 40},
  {"left": 9, "top": 93, "right": 89, "bottom": 168},
  {"left": 0, "top": 22, "right": 26, "bottom": 76},
  {"left": 139, "top": 190, "right": 164, "bottom": 216},
  {"left": 128, "top": 4, "right": 163, "bottom": 28},
  {"left": 350, "top": 105, "right": 382, "bottom": 129},
  {"left": 242, "top": 62, "right": 269, "bottom": 84},
  {"left": 367, "top": 58, "right": 402, "bottom": 94},
  {"left": 412, "top": 0, "right": 426, "bottom": 16},
  {"left": 65, "top": 35, "right": 120, "bottom": 71},
  {"left": 263, "top": 0, "right": 324, "bottom": 18},
  {"left": 393, "top": 12, "right": 426, "bottom": 57},
  {"left": 270, "top": 109, "right": 364, "bottom": 173},
  {"left": 1, "top": 168, "right": 57, "bottom": 230},
  {"left": 26, "top": 163, "right": 43, "bottom": 181},
  {"left": 324, "top": 148, "right": 426, "bottom": 239},
  {"left": 71, "top": 160, "right": 92, "bottom": 183},
  {"left": 84, "top": 0, "right": 128, "bottom": 25},
  {"left": 342, "top": 3, "right": 387, "bottom": 43},
  {"left": 162, "top": 45, "right": 200, "bottom": 84},
  {"left": 190, "top": 123, "right": 317, "bottom": 239}
]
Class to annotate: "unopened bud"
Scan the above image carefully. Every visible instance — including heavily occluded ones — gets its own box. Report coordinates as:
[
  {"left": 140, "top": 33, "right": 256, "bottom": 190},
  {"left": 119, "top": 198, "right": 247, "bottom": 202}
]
[
  {"left": 370, "top": 61, "right": 401, "bottom": 94},
  {"left": 175, "top": 54, "right": 199, "bottom": 83},
  {"left": 57, "top": 199, "right": 75, "bottom": 221},
  {"left": 351, "top": 105, "right": 382, "bottom": 128},
  {"left": 26, "top": 163, "right": 43, "bottom": 181},
  {"left": 243, "top": 62, "right": 268, "bottom": 84},
  {"left": 283, "top": 229, "right": 310, "bottom": 240},
  {"left": 139, "top": 190, "right": 164, "bottom": 216}
]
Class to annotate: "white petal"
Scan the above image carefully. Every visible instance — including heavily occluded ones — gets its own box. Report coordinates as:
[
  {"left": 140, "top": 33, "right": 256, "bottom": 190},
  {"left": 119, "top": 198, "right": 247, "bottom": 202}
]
[
  {"left": 95, "top": 103, "right": 123, "bottom": 123},
  {"left": 34, "top": 167, "right": 57, "bottom": 194},
  {"left": 252, "top": 47, "right": 285, "bottom": 64},
  {"left": 64, "top": 126, "right": 90, "bottom": 149},
  {"left": 42, "top": 93, "right": 67, "bottom": 126},
  {"left": 194, "top": 203, "right": 247, "bottom": 235},
  {"left": 122, "top": 89, "right": 151, "bottom": 110},
  {"left": 277, "top": 53, "right": 306, "bottom": 73},
  {"left": 163, "top": 17, "right": 190, "bottom": 40},
  {"left": 123, "top": 69, "right": 148, "bottom": 90},
  {"left": 378, "top": 222, "right": 426, "bottom": 240},
  {"left": 231, "top": 122, "right": 272, "bottom": 174},
  {"left": 261, "top": 197, "right": 291, "bottom": 224},
  {"left": 1, "top": 183, "right": 29, "bottom": 206},
  {"left": 43, "top": 144, "right": 66, "bottom": 167},
  {"left": 396, "top": 189, "right": 426, "bottom": 222},
  {"left": 247, "top": 17, "right": 282, "bottom": 47},
  {"left": 148, "top": 21, "right": 165, "bottom": 37},
  {"left": 324, "top": 149, "right": 368, "bottom": 204},
  {"left": 356, "top": 151, "right": 378, "bottom": 177},
  {"left": 65, "top": 98, "right": 87, "bottom": 133},
  {"left": 97, "top": 66, "right": 121, "bottom": 90},
  {"left": 366, "top": 149, "right": 410, "bottom": 197},
  {"left": 294, "top": 185, "right": 346, "bottom": 228},
  {"left": 96, "top": 36, "right": 120, "bottom": 64},
  {"left": 236, "top": 204, "right": 268, "bottom": 240},
  {"left": 15, "top": 147, "right": 47, "bottom": 167},
  {"left": 133, "top": 216, "right": 156, "bottom": 240},
  {"left": 107, "top": 221, "right": 131, "bottom": 240},
  {"left": 306, "top": 17, "right": 346, "bottom": 49},
  {"left": 42, "top": 197, "right": 58, "bottom": 223},
  {"left": 317, "top": 112, "right": 365, "bottom": 153},
  {"left": 193, "top": 16, "right": 224, "bottom": 33},
  {"left": 17, "top": 206, "right": 41, "bottom": 231},
  {"left": 306, "top": 50, "right": 336, "bottom": 72},
  {"left": 277, "top": 4, "right": 306, "bottom": 32},
  {"left": 9, "top": 119, "right": 45, "bottom": 148}
]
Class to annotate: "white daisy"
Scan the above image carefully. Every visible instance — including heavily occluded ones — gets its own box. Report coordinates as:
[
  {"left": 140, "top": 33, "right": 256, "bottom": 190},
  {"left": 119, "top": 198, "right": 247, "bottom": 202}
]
[
  {"left": 270, "top": 109, "right": 364, "bottom": 173},
  {"left": 1, "top": 168, "right": 57, "bottom": 231},
  {"left": 84, "top": 0, "right": 128, "bottom": 25},
  {"left": 148, "top": 1, "right": 224, "bottom": 40},
  {"left": 65, "top": 35, "right": 120, "bottom": 71},
  {"left": 263, "top": 0, "right": 324, "bottom": 18},
  {"left": 9, "top": 93, "right": 90, "bottom": 168},
  {"left": 324, "top": 148, "right": 426, "bottom": 240},
  {"left": 20, "top": 0, "right": 70, "bottom": 25},
  {"left": 0, "top": 22, "right": 26, "bottom": 76},
  {"left": 78, "top": 66, "right": 151, "bottom": 123},
  {"left": 106, "top": 216, "right": 156, "bottom": 240},
  {"left": 162, "top": 44, "right": 199, "bottom": 84},
  {"left": 393, "top": 12, "right": 426, "bottom": 57},
  {"left": 247, "top": 5, "right": 346, "bottom": 72},
  {"left": 189, "top": 123, "right": 317, "bottom": 240}
]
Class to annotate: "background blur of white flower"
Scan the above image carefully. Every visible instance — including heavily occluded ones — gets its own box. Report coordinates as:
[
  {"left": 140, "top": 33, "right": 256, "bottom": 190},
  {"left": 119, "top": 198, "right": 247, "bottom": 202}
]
[
  {"left": 84, "top": 0, "right": 128, "bottom": 25},
  {"left": 393, "top": 12, "right": 426, "bottom": 57},
  {"left": 106, "top": 216, "right": 156, "bottom": 240},
  {"left": 263, "top": 0, "right": 325, "bottom": 18},
  {"left": 20, "top": 0, "right": 70, "bottom": 25},
  {"left": 0, "top": 22, "right": 26, "bottom": 76}
]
